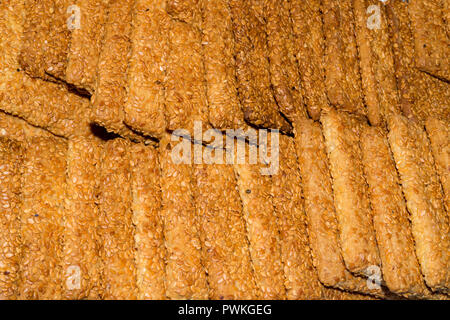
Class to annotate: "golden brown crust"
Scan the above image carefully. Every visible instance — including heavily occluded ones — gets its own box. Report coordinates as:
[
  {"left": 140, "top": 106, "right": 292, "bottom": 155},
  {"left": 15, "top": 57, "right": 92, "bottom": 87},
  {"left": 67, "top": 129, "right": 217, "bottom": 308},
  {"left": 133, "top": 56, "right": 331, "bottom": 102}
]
[
  {"left": 408, "top": 0, "right": 449, "bottom": 82},
  {"left": 166, "top": 0, "right": 202, "bottom": 29},
  {"left": 66, "top": 0, "right": 109, "bottom": 93},
  {"left": 97, "top": 139, "right": 138, "bottom": 300},
  {"left": 44, "top": 0, "right": 72, "bottom": 80},
  {"left": 193, "top": 156, "right": 258, "bottom": 299},
  {"left": 63, "top": 138, "right": 103, "bottom": 300},
  {"left": 294, "top": 119, "right": 385, "bottom": 298},
  {"left": 130, "top": 143, "right": 166, "bottom": 300},
  {"left": 229, "top": 0, "right": 292, "bottom": 133},
  {"left": 91, "top": 0, "right": 142, "bottom": 140},
  {"left": 361, "top": 126, "right": 429, "bottom": 298},
  {"left": 124, "top": 0, "right": 168, "bottom": 139},
  {"left": 322, "top": 0, "right": 365, "bottom": 115},
  {"left": 387, "top": 114, "right": 450, "bottom": 292},
  {"left": 321, "top": 109, "right": 381, "bottom": 275},
  {"left": 201, "top": 0, "right": 246, "bottom": 129},
  {"left": 265, "top": 0, "right": 308, "bottom": 122},
  {"left": 290, "top": 0, "right": 328, "bottom": 120},
  {"left": 386, "top": 1, "right": 450, "bottom": 125},
  {"left": 0, "top": 139, "right": 23, "bottom": 300},
  {"left": 233, "top": 151, "right": 286, "bottom": 299},
  {"left": 272, "top": 135, "right": 323, "bottom": 299},
  {"left": 159, "top": 135, "right": 209, "bottom": 299},
  {"left": 0, "top": 112, "right": 52, "bottom": 142},
  {"left": 425, "top": 117, "right": 450, "bottom": 213},
  {"left": 18, "top": 0, "right": 53, "bottom": 79},
  {"left": 165, "top": 20, "right": 210, "bottom": 135},
  {"left": 353, "top": 0, "right": 400, "bottom": 127},
  {"left": 18, "top": 137, "right": 67, "bottom": 300}
]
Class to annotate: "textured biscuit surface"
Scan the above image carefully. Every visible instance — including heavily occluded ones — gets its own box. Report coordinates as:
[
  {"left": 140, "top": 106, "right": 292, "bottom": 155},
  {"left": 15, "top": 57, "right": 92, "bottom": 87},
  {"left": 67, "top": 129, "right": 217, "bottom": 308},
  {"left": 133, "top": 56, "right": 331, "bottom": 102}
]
[
  {"left": 0, "top": 138, "right": 23, "bottom": 300},
  {"left": 321, "top": 109, "right": 381, "bottom": 275},
  {"left": 18, "top": 137, "right": 67, "bottom": 300},
  {"left": 388, "top": 115, "right": 450, "bottom": 292},
  {"left": 159, "top": 135, "right": 209, "bottom": 299},
  {"left": 98, "top": 139, "right": 138, "bottom": 300},
  {"left": 130, "top": 143, "right": 167, "bottom": 300}
]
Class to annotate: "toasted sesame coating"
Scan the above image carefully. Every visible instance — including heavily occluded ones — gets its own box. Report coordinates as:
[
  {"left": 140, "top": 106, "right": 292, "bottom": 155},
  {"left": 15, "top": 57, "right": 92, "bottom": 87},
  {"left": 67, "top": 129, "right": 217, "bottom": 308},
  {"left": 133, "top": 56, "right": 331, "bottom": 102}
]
[
  {"left": 0, "top": 112, "right": 52, "bottom": 142},
  {"left": 124, "top": 0, "right": 168, "bottom": 139},
  {"left": 63, "top": 137, "right": 103, "bottom": 300},
  {"left": 387, "top": 114, "right": 450, "bottom": 293},
  {"left": 229, "top": 0, "right": 292, "bottom": 133},
  {"left": 425, "top": 117, "right": 450, "bottom": 213},
  {"left": 361, "top": 126, "right": 429, "bottom": 298},
  {"left": 91, "top": 0, "right": 143, "bottom": 141},
  {"left": 65, "top": 0, "right": 109, "bottom": 93},
  {"left": 322, "top": 0, "right": 365, "bottom": 116},
  {"left": 233, "top": 149, "right": 286, "bottom": 299},
  {"left": 386, "top": 1, "right": 450, "bottom": 125},
  {"left": 353, "top": 0, "right": 400, "bottom": 127},
  {"left": 264, "top": 0, "right": 308, "bottom": 122},
  {"left": 44, "top": 0, "right": 72, "bottom": 80},
  {"left": 18, "top": 0, "right": 53, "bottom": 79},
  {"left": 130, "top": 143, "right": 167, "bottom": 300},
  {"left": 97, "top": 139, "right": 138, "bottom": 299},
  {"left": 272, "top": 134, "right": 324, "bottom": 299},
  {"left": 294, "top": 119, "right": 385, "bottom": 298},
  {"left": 159, "top": 135, "right": 209, "bottom": 299},
  {"left": 166, "top": 0, "right": 202, "bottom": 29},
  {"left": 165, "top": 20, "right": 210, "bottom": 135},
  {"left": 200, "top": 0, "right": 246, "bottom": 129},
  {"left": 0, "top": 72, "right": 92, "bottom": 139},
  {"left": 0, "top": 138, "right": 23, "bottom": 300},
  {"left": 193, "top": 155, "right": 258, "bottom": 299},
  {"left": 408, "top": 0, "right": 449, "bottom": 82},
  {"left": 18, "top": 136, "right": 67, "bottom": 299},
  {"left": 289, "top": 0, "right": 328, "bottom": 120},
  {"left": 321, "top": 109, "right": 381, "bottom": 275}
]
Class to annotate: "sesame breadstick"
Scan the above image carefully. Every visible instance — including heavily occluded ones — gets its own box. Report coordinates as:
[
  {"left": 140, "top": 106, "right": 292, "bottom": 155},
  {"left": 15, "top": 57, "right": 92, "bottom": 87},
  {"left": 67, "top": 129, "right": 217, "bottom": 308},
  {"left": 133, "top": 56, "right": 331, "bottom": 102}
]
[
  {"left": 65, "top": 0, "right": 109, "bottom": 93},
  {"left": 166, "top": 0, "right": 202, "bottom": 29},
  {"left": 0, "top": 138, "right": 23, "bottom": 300},
  {"left": 229, "top": 0, "right": 292, "bottom": 133},
  {"left": 321, "top": 109, "right": 381, "bottom": 276},
  {"left": 387, "top": 114, "right": 449, "bottom": 292},
  {"left": 130, "top": 143, "right": 166, "bottom": 300},
  {"left": 289, "top": 0, "right": 328, "bottom": 120},
  {"left": 18, "top": 0, "right": 53, "bottom": 79},
  {"left": 265, "top": 0, "right": 308, "bottom": 122},
  {"left": 386, "top": 1, "right": 450, "bottom": 125},
  {"left": 408, "top": 0, "right": 449, "bottom": 82},
  {"left": 201, "top": 0, "right": 246, "bottom": 129},
  {"left": 193, "top": 155, "right": 258, "bottom": 299},
  {"left": 18, "top": 137, "right": 67, "bottom": 300},
  {"left": 361, "top": 126, "right": 429, "bottom": 298},
  {"left": 0, "top": 73, "right": 92, "bottom": 139},
  {"left": 124, "top": 0, "right": 168, "bottom": 139},
  {"left": 233, "top": 148, "right": 286, "bottom": 299},
  {"left": 91, "top": 0, "right": 142, "bottom": 141},
  {"left": 165, "top": 20, "right": 210, "bottom": 135},
  {"left": 97, "top": 139, "right": 138, "bottom": 300},
  {"left": 425, "top": 117, "right": 449, "bottom": 213},
  {"left": 353, "top": 0, "right": 400, "bottom": 127},
  {"left": 63, "top": 138, "right": 103, "bottom": 300},
  {"left": 0, "top": 112, "right": 52, "bottom": 142},
  {"left": 44, "top": 0, "right": 72, "bottom": 80},
  {"left": 159, "top": 135, "right": 209, "bottom": 299},
  {"left": 322, "top": 0, "right": 365, "bottom": 115},
  {"left": 293, "top": 119, "right": 385, "bottom": 298},
  {"left": 272, "top": 134, "right": 323, "bottom": 299}
]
